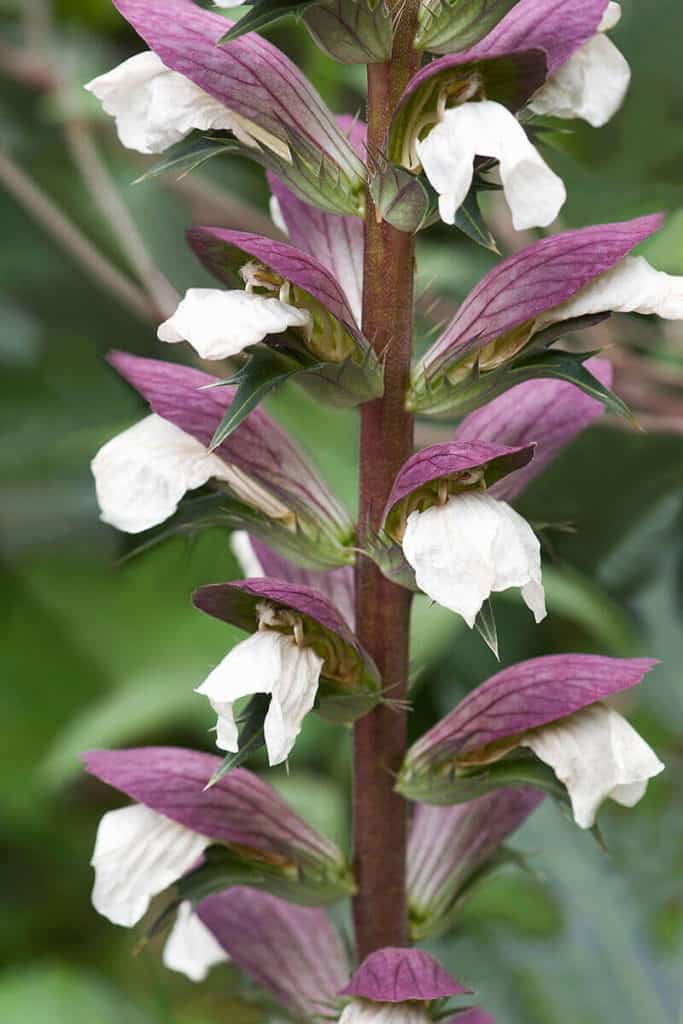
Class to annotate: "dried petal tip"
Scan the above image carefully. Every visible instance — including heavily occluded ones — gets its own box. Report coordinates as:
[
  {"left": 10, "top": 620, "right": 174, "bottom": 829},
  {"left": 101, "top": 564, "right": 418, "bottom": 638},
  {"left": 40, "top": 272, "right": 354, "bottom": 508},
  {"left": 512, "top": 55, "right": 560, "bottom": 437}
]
[{"left": 341, "top": 947, "right": 472, "bottom": 1002}]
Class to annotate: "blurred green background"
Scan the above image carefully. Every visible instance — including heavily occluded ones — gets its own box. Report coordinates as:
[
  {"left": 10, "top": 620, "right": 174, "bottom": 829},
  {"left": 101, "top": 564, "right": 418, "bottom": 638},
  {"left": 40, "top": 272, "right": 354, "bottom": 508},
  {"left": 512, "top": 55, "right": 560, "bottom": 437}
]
[{"left": 1, "top": 1, "right": 682, "bottom": 1022}]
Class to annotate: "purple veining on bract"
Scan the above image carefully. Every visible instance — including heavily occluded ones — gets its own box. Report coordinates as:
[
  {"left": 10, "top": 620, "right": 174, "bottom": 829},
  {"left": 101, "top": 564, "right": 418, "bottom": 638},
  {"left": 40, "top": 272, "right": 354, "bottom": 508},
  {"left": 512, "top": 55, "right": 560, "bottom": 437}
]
[
  {"left": 111, "top": 0, "right": 363, "bottom": 181},
  {"left": 107, "top": 352, "right": 350, "bottom": 532},
  {"left": 454, "top": 357, "right": 612, "bottom": 501},
  {"left": 82, "top": 746, "right": 341, "bottom": 866},
  {"left": 408, "top": 788, "right": 543, "bottom": 919},
  {"left": 478, "top": 0, "right": 609, "bottom": 75},
  {"left": 409, "top": 655, "right": 658, "bottom": 765},
  {"left": 341, "top": 946, "right": 471, "bottom": 1001},
  {"left": 192, "top": 578, "right": 373, "bottom": 678},
  {"left": 250, "top": 537, "right": 356, "bottom": 629},
  {"left": 421, "top": 216, "right": 663, "bottom": 377},
  {"left": 188, "top": 227, "right": 365, "bottom": 345},
  {"left": 383, "top": 441, "right": 535, "bottom": 522},
  {"left": 198, "top": 887, "right": 349, "bottom": 1022},
  {"left": 267, "top": 115, "right": 365, "bottom": 325}
]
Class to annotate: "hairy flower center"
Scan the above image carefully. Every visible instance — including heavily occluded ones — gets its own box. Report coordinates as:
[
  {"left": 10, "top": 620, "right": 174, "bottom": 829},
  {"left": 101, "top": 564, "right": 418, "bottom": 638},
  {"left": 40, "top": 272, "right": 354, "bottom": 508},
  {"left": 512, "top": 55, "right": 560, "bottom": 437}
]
[
  {"left": 387, "top": 468, "right": 486, "bottom": 542},
  {"left": 401, "top": 73, "right": 484, "bottom": 171},
  {"left": 257, "top": 601, "right": 360, "bottom": 684}
]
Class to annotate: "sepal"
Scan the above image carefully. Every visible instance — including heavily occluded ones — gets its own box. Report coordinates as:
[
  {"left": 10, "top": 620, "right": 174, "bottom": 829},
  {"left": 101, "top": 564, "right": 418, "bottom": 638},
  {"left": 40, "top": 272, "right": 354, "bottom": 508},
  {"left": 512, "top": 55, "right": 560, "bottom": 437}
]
[
  {"left": 192, "top": 579, "right": 382, "bottom": 723},
  {"left": 416, "top": 0, "right": 519, "bottom": 55},
  {"left": 304, "top": 0, "right": 394, "bottom": 64}
]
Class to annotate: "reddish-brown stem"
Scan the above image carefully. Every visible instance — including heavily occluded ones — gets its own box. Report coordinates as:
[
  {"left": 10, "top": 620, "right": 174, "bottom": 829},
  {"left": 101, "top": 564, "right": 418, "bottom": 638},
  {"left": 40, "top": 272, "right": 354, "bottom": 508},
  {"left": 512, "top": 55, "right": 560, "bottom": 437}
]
[{"left": 352, "top": 3, "right": 421, "bottom": 961}]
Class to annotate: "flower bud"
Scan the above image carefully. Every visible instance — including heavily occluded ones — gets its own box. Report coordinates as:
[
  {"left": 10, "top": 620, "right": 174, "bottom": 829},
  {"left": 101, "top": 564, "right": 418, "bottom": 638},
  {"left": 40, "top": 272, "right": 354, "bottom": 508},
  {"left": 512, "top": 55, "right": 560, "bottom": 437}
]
[{"left": 304, "top": 0, "right": 393, "bottom": 64}]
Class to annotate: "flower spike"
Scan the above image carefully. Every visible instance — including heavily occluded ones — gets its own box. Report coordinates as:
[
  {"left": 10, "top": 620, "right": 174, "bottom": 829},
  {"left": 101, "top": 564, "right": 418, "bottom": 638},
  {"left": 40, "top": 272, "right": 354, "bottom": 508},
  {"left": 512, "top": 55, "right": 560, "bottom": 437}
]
[{"left": 398, "top": 655, "right": 663, "bottom": 829}]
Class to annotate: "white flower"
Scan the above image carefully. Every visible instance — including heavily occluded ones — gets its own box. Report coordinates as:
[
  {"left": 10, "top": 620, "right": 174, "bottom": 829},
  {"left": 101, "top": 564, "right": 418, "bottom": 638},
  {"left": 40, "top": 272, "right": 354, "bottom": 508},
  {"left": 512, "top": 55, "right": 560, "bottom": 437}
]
[
  {"left": 338, "top": 1000, "right": 431, "bottom": 1024},
  {"left": 522, "top": 703, "right": 664, "bottom": 828},
  {"left": 529, "top": 3, "right": 630, "bottom": 128},
  {"left": 162, "top": 900, "right": 229, "bottom": 982},
  {"left": 538, "top": 254, "right": 683, "bottom": 325},
  {"left": 230, "top": 531, "right": 265, "bottom": 577},
  {"left": 402, "top": 491, "right": 546, "bottom": 629},
  {"left": 196, "top": 627, "right": 324, "bottom": 766},
  {"left": 157, "top": 288, "right": 311, "bottom": 360},
  {"left": 91, "top": 414, "right": 294, "bottom": 534},
  {"left": 85, "top": 51, "right": 289, "bottom": 159},
  {"left": 91, "top": 804, "right": 208, "bottom": 926},
  {"left": 416, "top": 99, "right": 566, "bottom": 231},
  {"left": 213, "top": 0, "right": 244, "bottom": 6}
]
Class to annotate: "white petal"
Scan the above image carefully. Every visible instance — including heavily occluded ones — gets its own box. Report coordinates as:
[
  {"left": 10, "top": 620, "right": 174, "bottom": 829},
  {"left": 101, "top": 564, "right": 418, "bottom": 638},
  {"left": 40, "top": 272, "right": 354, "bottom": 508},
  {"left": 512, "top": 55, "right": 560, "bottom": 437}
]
[
  {"left": 230, "top": 531, "right": 265, "bottom": 577},
  {"left": 418, "top": 101, "right": 565, "bottom": 230},
  {"left": 265, "top": 639, "right": 323, "bottom": 766},
  {"left": 162, "top": 901, "right": 229, "bottom": 982},
  {"left": 338, "top": 999, "right": 431, "bottom": 1024},
  {"left": 91, "top": 804, "right": 208, "bottom": 927},
  {"left": 195, "top": 631, "right": 283, "bottom": 752},
  {"left": 269, "top": 195, "right": 289, "bottom": 235},
  {"left": 157, "top": 289, "right": 311, "bottom": 360},
  {"left": 214, "top": 0, "right": 245, "bottom": 6},
  {"left": 85, "top": 51, "right": 289, "bottom": 159},
  {"left": 91, "top": 414, "right": 234, "bottom": 533},
  {"left": 541, "top": 255, "right": 683, "bottom": 325},
  {"left": 402, "top": 491, "right": 545, "bottom": 628},
  {"left": 522, "top": 703, "right": 664, "bottom": 829},
  {"left": 416, "top": 119, "right": 475, "bottom": 226},
  {"left": 599, "top": 2, "right": 622, "bottom": 32},
  {"left": 529, "top": 34, "right": 630, "bottom": 128}
]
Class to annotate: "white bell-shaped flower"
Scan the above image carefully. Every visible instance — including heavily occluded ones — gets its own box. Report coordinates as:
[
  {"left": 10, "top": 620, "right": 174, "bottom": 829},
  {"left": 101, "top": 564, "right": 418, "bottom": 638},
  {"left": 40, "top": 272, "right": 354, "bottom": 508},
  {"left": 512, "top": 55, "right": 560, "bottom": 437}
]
[
  {"left": 157, "top": 288, "right": 311, "bottom": 360},
  {"left": 162, "top": 900, "right": 229, "bottom": 982},
  {"left": 539, "top": 254, "right": 683, "bottom": 325},
  {"left": 416, "top": 99, "right": 566, "bottom": 231},
  {"left": 91, "top": 414, "right": 293, "bottom": 534},
  {"left": 196, "top": 628, "right": 324, "bottom": 766},
  {"left": 338, "top": 1000, "right": 431, "bottom": 1024},
  {"left": 522, "top": 703, "right": 664, "bottom": 828},
  {"left": 529, "top": 3, "right": 630, "bottom": 128},
  {"left": 91, "top": 803, "right": 208, "bottom": 926},
  {"left": 402, "top": 491, "right": 546, "bottom": 629},
  {"left": 85, "top": 51, "right": 288, "bottom": 158}
]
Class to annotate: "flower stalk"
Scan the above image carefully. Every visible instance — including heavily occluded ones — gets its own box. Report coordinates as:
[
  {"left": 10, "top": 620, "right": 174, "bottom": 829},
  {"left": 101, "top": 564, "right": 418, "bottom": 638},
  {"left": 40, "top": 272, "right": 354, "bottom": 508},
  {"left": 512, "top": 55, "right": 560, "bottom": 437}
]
[{"left": 353, "top": 0, "right": 422, "bottom": 959}]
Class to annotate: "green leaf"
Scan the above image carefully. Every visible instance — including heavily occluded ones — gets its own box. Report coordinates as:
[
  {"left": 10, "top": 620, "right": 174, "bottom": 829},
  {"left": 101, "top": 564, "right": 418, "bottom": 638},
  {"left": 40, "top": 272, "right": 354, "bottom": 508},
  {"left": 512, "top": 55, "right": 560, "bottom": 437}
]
[
  {"left": 512, "top": 349, "right": 636, "bottom": 424},
  {"left": 208, "top": 347, "right": 324, "bottom": 450},
  {"left": 218, "top": 0, "right": 316, "bottom": 44},
  {"left": 132, "top": 135, "right": 241, "bottom": 184},
  {"left": 205, "top": 694, "right": 270, "bottom": 787},
  {"left": 453, "top": 188, "right": 500, "bottom": 253}
]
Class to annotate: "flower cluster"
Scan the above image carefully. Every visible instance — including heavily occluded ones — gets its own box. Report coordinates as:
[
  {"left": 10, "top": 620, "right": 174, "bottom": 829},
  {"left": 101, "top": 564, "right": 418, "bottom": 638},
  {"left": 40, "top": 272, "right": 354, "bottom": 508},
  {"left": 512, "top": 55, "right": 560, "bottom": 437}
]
[{"left": 81, "top": 0, "right": 678, "bottom": 1019}]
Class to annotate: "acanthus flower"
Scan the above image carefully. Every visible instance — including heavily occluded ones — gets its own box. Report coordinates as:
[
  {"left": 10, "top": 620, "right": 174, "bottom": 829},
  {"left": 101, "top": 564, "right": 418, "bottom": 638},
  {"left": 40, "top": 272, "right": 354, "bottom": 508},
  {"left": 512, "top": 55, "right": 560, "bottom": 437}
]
[
  {"left": 397, "top": 655, "right": 664, "bottom": 829},
  {"left": 407, "top": 214, "right": 673, "bottom": 417},
  {"left": 184, "top": 226, "right": 382, "bottom": 407},
  {"left": 86, "top": 0, "right": 366, "bottom": 215},
  {"left": 84, "top": 746, "right": 355, "bottom": 943},
  {"left": 389, "top": 0, "right": 633, "bottom": 228},
  {"left": 192, "top": 578, "right": 381, "bottom": 763},
  {"left": 91, "top": 352, "right": 354, "bottom": 569},
  {"left": 381, "top": 441, "right": 544, "bottom": 627}
]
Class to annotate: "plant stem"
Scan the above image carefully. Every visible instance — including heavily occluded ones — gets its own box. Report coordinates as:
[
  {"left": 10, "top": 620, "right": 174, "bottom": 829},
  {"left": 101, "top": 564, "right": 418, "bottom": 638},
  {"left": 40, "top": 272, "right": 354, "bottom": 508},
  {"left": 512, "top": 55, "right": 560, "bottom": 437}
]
[{"left": 352, "top": 4, "right": 421, "bottom": 961}]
